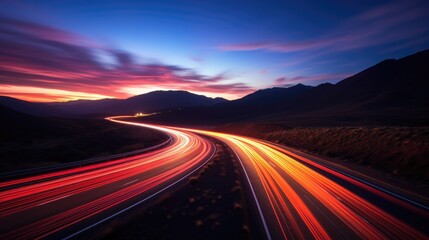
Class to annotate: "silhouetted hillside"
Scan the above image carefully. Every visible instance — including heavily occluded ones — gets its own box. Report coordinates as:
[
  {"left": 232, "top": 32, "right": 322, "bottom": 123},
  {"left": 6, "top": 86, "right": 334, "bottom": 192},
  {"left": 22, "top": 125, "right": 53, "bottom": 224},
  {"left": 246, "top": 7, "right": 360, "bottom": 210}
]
[
  {"left": 0, "top": 105, "right": 66, "bottom": 139},
  {"left": 47, "top": 98, "right": 121, "bottom": 116},
  {"left": 142, "top": 84, "right": 314, "bottom": 124},
  {"left": 0, "top": 106, "right": 167, "bottom": 172},
  {"left": 3, "top": 50, "right": 429, "bottom": 125},
  {"left": 146, "top": 49, "right": 429, "bottom": 126},
  {"left": 257, "top": 49, "right": 429, "bottom": 125},
  {"left": 0, "top": 96, "right": 66, "bottom": 117},
  {"left": 49, "top": 90, "right": 227, "bottom": 115},
  {"left": 122, "top": 90, "right": 227, "bottom": 113}
]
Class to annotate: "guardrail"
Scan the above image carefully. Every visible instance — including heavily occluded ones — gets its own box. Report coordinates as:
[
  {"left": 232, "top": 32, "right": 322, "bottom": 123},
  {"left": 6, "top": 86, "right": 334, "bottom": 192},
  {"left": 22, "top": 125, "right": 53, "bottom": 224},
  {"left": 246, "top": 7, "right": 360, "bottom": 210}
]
[{"left": 0, "top": 137, "right": 172, "bottom": 180}]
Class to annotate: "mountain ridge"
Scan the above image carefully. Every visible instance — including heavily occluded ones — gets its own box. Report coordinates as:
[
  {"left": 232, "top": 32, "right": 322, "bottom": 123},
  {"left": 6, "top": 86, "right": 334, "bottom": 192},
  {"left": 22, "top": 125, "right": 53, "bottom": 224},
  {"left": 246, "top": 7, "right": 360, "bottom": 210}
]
[
  {"left": 0, "top": 90, "right": 228, "bottom": 116},
  {"left": 144, "top": 49, "right": 429, "bottom": 126},
  {"left": 1, "top": 49, "right": 428, "bottom": 126}
]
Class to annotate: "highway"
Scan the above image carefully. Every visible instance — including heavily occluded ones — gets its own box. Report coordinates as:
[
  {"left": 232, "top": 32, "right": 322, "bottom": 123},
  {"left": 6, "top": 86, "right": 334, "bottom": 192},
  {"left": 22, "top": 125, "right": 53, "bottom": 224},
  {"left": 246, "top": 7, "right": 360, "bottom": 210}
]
[
  {"left": 186, "top": 128, "right": 429, "bottom": 239},
  {"left": 0, "top": 117, "right": 215, "bottom": 239},
  {"left": 0, "top": 116, "right": 428, "bottom": 239}
]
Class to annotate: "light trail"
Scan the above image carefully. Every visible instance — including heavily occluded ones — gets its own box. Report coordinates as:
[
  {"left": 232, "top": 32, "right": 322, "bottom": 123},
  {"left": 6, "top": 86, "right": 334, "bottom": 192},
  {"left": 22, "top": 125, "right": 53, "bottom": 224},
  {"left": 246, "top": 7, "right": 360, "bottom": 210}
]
[
  {"left": 0, "top": 116, "right": 427, "bottom": 239},
  {"left": 0, "top": 117, "right": 215, "bottom": 239},
  {"left": 180, "top": 126, "right": 429, "bottom": 239}
]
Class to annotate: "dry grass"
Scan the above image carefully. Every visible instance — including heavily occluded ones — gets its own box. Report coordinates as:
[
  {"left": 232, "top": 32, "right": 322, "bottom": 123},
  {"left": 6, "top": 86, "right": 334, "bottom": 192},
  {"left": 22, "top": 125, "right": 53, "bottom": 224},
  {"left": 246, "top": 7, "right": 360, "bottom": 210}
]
[{"left": 219, "top": 124, "right": 429, "bottom": 181}]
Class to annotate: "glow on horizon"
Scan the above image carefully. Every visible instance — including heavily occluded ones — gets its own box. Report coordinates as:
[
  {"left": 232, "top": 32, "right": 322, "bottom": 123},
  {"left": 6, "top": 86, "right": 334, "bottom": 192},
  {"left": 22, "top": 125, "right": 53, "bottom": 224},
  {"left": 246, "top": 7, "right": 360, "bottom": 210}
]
[
  {"left": 120, "top": 86, "right": 243, "bottom": 101},
  {"left": 1, "top": 1, "right": 428, "bottom": 103},
  {"left": 0, "top": 84, "right": 246, "bottom": 102},
  {"left": 0, "top": 85, "right": 113, "bottom": 102}
]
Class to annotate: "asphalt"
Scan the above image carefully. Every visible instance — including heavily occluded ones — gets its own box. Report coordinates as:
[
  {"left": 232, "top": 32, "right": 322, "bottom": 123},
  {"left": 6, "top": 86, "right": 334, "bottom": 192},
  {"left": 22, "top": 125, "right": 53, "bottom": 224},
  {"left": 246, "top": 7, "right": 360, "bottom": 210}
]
[{"left": 0, "top": 117, "right": 427, "bottom": 239}]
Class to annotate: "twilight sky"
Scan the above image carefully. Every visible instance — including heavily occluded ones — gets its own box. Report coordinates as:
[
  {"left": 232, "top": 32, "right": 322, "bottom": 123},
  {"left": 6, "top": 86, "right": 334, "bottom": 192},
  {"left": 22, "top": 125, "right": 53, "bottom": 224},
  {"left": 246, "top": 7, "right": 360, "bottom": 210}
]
[{"left": 1, "top": 0, "right": 428, "bottom": 102}]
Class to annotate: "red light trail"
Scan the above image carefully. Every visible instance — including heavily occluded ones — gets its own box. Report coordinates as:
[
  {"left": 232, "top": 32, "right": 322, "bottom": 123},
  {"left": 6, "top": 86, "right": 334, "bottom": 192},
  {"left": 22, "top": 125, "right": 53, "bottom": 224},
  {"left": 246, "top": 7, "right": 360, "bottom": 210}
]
[
  {"left": 0, "top": 116, "right": 427, "bottom": 239},
  {"left": 0, "top": 118, "right": 215, "bottom": 239}
]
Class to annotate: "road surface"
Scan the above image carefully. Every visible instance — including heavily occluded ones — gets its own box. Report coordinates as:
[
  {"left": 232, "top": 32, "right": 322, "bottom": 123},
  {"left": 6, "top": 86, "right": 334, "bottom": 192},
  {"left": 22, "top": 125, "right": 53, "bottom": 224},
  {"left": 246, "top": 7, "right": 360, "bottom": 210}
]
[
  {"left": 0, "top": 117, "right": 215, "bottom": 239},
  {"left": 186, "top": 127, "right": 429, "bottom": 239},
  {"left": 0, "top": 116, "right": 428, "bottom": 239}
]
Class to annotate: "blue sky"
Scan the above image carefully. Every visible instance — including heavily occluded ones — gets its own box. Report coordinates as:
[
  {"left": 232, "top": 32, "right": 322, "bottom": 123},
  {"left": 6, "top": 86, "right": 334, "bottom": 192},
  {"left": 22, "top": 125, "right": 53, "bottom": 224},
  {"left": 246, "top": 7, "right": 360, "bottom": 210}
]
[{"left": 0, "top": 0, "right": 428, "bottom": 101}]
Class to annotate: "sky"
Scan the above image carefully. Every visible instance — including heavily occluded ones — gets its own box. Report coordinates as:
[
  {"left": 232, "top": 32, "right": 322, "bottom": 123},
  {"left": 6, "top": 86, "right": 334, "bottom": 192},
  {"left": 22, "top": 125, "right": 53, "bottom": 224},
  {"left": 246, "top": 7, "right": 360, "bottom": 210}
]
[{"left": 0, "top": 0, "right": 428, "bottom": 102}]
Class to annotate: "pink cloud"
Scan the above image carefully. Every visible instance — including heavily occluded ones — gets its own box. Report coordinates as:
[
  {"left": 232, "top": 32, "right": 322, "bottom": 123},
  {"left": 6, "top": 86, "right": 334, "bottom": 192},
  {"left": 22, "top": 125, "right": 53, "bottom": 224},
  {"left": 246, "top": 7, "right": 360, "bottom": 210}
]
[
  {"left": 218, "top": 42, "right": 273, "bottom": 51},
  {"left": 0, "top": 16, "right": 255, "bottom": 101},
  {"left": 218, "top": 1, "right": 429, "bottom": 54}
]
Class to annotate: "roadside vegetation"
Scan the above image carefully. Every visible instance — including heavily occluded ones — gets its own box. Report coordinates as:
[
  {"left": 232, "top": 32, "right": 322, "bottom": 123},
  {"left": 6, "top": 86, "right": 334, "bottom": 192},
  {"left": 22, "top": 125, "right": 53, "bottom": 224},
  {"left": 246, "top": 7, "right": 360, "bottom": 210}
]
[
  {"left": 217, "top": 123, "right": 429, "bottom": 181},
  {"left": 0, "top": 119, "right": 167, "bottom": 173}
]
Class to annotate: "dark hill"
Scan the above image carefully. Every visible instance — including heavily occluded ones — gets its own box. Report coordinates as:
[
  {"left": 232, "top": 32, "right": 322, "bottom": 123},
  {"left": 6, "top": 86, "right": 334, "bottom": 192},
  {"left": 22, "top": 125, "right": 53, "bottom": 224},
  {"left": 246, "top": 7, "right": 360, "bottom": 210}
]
[
  {"left": 122, "top": 90, "right": 227, "bottom": 113},
  {"left": 143, "top": 83, "right": 314, "bottom": 124},
  {"left": 259, "top": 49, "right": 429, "bottom": 125},
  {"left": 48, "top": 98, "right": 121, "bottom": 115},
  {"left": 0, "top": 105, "right": 167, "bottom": 173},
  {"left": 146, "top": 49, "right": 429, "bottom": 126},
  {"left": 0, "top": 105, "right": 65, "bottom": 140},
  {"left": 0, "top": 96, "right": 66, "bottom": 117},
  {"left": 48, "top": 90, "right": 227, "bottom": 115}
]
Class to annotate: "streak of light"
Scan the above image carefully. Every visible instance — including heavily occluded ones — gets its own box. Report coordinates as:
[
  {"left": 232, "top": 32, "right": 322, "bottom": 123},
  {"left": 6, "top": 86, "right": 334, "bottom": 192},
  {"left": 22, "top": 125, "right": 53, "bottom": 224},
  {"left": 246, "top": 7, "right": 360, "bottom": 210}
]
[
  {"left": 0, "top": 116, "right": 427, "bottom": 240},
  {"left": 183, "top": 127, "right": 428, "bottom": 239},
  {"left": 0, "top": 117, "right": 214, "bottom": 239}
]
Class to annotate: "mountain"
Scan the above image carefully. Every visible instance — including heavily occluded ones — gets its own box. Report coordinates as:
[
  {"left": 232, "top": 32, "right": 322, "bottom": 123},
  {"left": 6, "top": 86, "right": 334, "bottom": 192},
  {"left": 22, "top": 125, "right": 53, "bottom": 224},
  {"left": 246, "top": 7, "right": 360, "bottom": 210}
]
[
  {"left": 297, "top": 50, "right": 428, "bottom": 111},
  {"left": 0, "top": 105, "right": 65, "bottom": 140},
  {"left": 0, "top": 96, "right": 66, "bottom": 117},
  {"left": 146, "top": 49, "right": 429, "bottom": 126},
  {"left": 259, "top": 49, "right": 429, "bottom": 125},
  {"left": 121, "top": 90, "right": 227, "bottom": 113},
  {"left": 3, "top": 49, "right": 428, "bottom": 125},
  {"left": 209, "top": 83, "right": 314, "bottom": 120},
  {"left": 143, "top": 83, "right": 315, "bottom": 124},
  {"left": 49, "top": 90, "right": 228, "bottom": 115},
  {"left": 48, "top": 98, "right": 121, "bottom": 115},
  {"left": 0, "top": 104, "right": 169, "bottom": 173}
]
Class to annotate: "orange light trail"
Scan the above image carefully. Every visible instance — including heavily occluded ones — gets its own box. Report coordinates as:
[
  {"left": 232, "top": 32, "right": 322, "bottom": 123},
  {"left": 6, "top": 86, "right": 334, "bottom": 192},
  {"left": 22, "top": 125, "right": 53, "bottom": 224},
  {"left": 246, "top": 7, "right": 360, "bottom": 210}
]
[
  {"left": 0, "top": 117, "right": 427, "bottom": 239},
  {"left": 184, "top": 127, "right": 428, "bottom": 239}
]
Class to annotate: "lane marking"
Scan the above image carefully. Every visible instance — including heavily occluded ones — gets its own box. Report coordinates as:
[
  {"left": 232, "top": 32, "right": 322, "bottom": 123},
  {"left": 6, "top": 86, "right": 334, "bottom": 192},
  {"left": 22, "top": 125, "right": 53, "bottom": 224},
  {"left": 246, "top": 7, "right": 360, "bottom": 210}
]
[
  {"left": 37, "top": 194, "right": 71, "bottom": 206},
  {"left": 230, "top": 147, "right": 273, "bottom": 240},
  {"left": 63, "top": 142, "right": 216, "bottom": 240},
  {"left": 122, "top": 179, "right": 139, "bottom": 186}
]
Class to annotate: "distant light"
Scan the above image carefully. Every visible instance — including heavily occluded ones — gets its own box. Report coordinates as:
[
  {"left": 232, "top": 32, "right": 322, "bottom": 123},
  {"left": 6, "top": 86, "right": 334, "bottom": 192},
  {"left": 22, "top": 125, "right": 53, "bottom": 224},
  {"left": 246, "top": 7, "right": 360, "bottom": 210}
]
[{"left": 135, "top": 112, "right": 154, "bottom": 117}]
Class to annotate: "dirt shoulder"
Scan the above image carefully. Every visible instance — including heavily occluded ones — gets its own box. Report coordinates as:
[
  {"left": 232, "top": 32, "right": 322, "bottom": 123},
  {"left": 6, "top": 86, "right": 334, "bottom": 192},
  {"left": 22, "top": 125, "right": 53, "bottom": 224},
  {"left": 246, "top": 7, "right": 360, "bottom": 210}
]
[{"left": 102, "top": 139, "right": 263, "bottom": 240}]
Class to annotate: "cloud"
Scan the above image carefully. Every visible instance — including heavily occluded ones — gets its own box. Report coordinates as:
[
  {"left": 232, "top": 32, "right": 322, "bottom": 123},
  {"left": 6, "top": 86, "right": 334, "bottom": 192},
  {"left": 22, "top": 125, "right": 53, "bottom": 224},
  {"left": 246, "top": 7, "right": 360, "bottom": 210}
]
[
  {"left": 218, "top": 42, "right": 274, "bottom": 51},
  {"left": 272, "top": 73, "right": 351, "bottom": 87},
  {"left": 0, "top": 85, "right": 111, "bottom": 102},
  {"left": 190, "top": 56, "right": 204, "bottom": 63},
  {"left": 218, "top": 1, "right": 429, "bottom": 54},
  {"left": 0, "top": 16, "right": 254, "bottom": 101},
  {"left": 274, "top": 77, "right": 288, "bottom": 85}
]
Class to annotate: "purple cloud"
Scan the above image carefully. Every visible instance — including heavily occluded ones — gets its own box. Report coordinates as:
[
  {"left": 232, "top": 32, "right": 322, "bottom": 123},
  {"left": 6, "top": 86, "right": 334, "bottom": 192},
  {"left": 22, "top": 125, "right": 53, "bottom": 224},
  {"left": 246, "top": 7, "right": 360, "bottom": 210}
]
[
  {"left": 0, "top": 16, "right": 254, "bottom": 101},
  {"left": 218, "top": 1, "right": 429, "bottom": 53}
]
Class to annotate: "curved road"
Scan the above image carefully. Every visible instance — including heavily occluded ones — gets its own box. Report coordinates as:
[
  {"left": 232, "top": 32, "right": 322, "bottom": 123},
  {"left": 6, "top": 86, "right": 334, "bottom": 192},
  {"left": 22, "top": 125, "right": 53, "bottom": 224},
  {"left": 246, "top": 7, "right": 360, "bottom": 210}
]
[
  {"left": 187, "top": 128, "right": 429, "bottom": 239},
  {"left": 0, "top": 117, "right": 215, "bottom": 239},
  {"left": 0, "top": 116, "right": 428, "bottom": 239}
]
